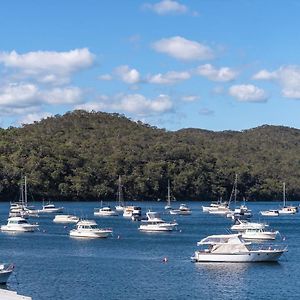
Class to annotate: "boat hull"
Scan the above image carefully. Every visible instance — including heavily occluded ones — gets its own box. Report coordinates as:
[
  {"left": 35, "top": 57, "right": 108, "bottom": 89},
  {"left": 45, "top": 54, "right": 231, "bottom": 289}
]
[
  {"left": 139, "top": 224, "right": 175, "bottom": 232},
  {"left": 69, "top": 230, "right": 112, "bottom": 238},
  {"left": 0, "top": 225, "right": 38, "bottom": 232},
  {"left": 192, "top": 250, "right": 285, "bottom": 262}
]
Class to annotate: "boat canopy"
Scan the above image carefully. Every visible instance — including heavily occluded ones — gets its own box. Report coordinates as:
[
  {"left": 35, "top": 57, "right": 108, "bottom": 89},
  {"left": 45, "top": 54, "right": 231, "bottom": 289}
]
[{"left": 197, "top": 234, "right": 247, "bottom": 246}]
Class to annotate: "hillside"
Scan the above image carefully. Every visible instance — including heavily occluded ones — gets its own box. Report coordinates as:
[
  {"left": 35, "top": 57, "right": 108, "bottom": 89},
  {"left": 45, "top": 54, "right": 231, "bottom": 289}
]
[{"left": 0, "top": 110, "right": 299, "bottom": 202}]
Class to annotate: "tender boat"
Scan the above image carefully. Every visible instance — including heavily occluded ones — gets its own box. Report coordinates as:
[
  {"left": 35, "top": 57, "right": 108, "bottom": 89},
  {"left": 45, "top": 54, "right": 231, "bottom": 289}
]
[
  {"left": 94, "top": 206, "right": 118, "bottom": 217},
  {"left": 53, "top": 214, "right": 79, "bottom": 223},
  {"left": 170, "top": 204, "right": 191, "bottom": 215},
  {"left": 191, "top": 234, "right": 287, "bottom": 263},
  {"left": 231, "top": 219, "right": 268, "bottom": 231},
  {"left": 0, "top": 263, "right": 14, "bottom": 284},
  {"left": 1, "top": 217, "right": 39, "bottom": 232},
  {"left": 260, "top": 209, "right": 279, "bottom": 217},
  {"left": 139, "top": 211, "right": 177, "bottom": 232},
  {"left": 241, "top": 228, "right": 279, "bottom": 240},
  {"left": 37, "top": 203, "right": 64, "bottom": 214},
  {"left": 70, "top": 220, "right": 112, "bottom": 238}
]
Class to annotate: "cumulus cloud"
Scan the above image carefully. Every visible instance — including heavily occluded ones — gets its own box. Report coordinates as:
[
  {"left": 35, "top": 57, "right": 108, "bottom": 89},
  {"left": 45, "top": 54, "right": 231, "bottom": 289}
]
[
  {"left": 196, "top": 64, "right": 238, "bottom": 82},
  {"left": 253, "top": 65, "right": 300, "bottom": 99},
  {"left": 114, "top": 65, "right": 141, "bottom": 84},
  {"left": 0, "top": 48, "right": 94, "bottom": 85},
  {"left": 75, "top": 93, "right": 173, "bottom": 116},
  {"left": 199, "top": 108, "right": 214, "bottom": 115},
  {"left": 0, "top": 83, "right": 83, "bottom": 113},
  {"left": 0, "top": 83, "right": 39, "bottom": 107},
  {"left": 148, "top": 71, "right": 191, "bottom": 84},
  {"left": 143, "top": 0, "right": 188, "bottom": 15},
  {"left": 152, "top": 36, "right": 214, "bottom": 61},
  {"left": 181, "top": 95, "right": 200, "bottom": 102},
  {"left": 229, "top": 84, "right": 268, "bottom": 102},
  {"left": 19, "top": 112, "right": 53, "bottom": 125}
]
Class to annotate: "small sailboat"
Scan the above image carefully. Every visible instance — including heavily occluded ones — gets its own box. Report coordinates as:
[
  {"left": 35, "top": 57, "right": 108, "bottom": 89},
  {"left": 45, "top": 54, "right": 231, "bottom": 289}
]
[{"left": 278, "top": 182, "right": 298, "bottom": 215}]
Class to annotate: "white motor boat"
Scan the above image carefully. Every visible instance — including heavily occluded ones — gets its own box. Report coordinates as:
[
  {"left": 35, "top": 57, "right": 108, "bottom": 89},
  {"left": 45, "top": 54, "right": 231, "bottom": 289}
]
[
  {"left": 0, "top": 263, "right": 14, "bottom": 284},
  {"left": 191, "top": 234, "right": 287, "bottom": 263},
  {"left": 260, "top": 209, "right": 279, "bottom": 217},
  {"left": 70, "top": 220, "right": 112, "bottom": 238},
  {"left": 53, "top": 214, "right": 79, "bottom": 223},
  {"left": 0, "top": 289, "right": 32, "bottom": 300},
  {"left": 170, "top": 204, "right": 191, "bottom": 215},
  {"left": 123, "top": 206, "right": 141, "bottom": 218},
  {"left": 1, "top": 217, "right": 39, "bottom": 232},
  {"left": 202, "top": 200, "right": 229, "bottom": 213},
  {"left": 115, "top": 205, "right": 124, "bottom": 212},
  {"left": 139, "top": 211, "right": 177, "bottom": 232},
  {"left": 228, "top": 205, "right": 252, "bottom": 219},
  {"left": 231, "top": 219, "right": 268, "bottom": 231},
  {"left": 208, "top": 205, "right": 232, "bottom": 216},
  {"left": 241, "top": 228, "right": 279, "bottom": 240},
  {"left": 94, "top": 206, "right": 118, "bottom": 217},
  {"left": 37, "top": 203, "right": 64, "bottom": 214}
]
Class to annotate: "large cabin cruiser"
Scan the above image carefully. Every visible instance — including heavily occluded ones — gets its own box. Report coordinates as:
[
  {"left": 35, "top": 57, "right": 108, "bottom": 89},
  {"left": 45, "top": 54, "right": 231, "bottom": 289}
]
[
  {"left": 191, "top": 234, "right": 287, "bottom": 263},
  {"left": 69, "top": 220, "right": 112, "bottom": 238},
  {"left": 1, "top": 217, "right": 39, "bottom": 232},
  {"left": 139, "top": 211, "right": 177, "bottom": 232},
  {"left": 36, "top": 203, "right": 64, "bottom": 214},
  {"left": 170, "top": 204, "right": 191, "bottom": 215}
]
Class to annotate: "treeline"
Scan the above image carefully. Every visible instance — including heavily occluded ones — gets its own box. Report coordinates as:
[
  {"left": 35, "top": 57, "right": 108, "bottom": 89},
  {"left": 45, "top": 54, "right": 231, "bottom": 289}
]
[{"left": 0, "top": 110, "right": 300, "bottom": 202}]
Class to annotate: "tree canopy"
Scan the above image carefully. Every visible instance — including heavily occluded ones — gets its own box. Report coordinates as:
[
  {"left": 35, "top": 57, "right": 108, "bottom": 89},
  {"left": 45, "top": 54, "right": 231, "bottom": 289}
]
[{"left": 0, "top": 110, "right": 299, "bottom": 202}]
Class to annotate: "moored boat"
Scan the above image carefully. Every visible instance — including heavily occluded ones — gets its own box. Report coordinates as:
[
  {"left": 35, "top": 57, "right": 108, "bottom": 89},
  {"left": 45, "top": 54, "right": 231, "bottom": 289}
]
[
  {"left": 139, "top": 211, "right": 177, "bottom": 232},
  {"left": 70, "top": 220, "right": 112, "bottom": 238},
  {"left": 260, "top": 209, "right": 279, "bottom": 217},
  {"left": 191, "top": 234, "right": 287, "bottom": 263},
  {"left": 231, "top": 219, "right": 268, "bottom": 231},
  {"left": 53, "top": 214, "right": 79, "bottom": 223},
  {"left": 170, "top": 204, "right": 191, "bottom": 215},
  {"left": 94, "top": 206, "right": 118, "bottom": 217},
  {"left": 1, "top": 217, "right": 39, "bottom": 232},
  {"left": 241, "top": 228, "right": 279, "bottom": 240}
]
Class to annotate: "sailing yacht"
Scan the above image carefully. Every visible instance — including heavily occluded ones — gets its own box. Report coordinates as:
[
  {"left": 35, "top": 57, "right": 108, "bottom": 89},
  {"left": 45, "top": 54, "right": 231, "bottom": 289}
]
[
  {"left": 115, "top": 175, "right": 125, "bottom": 212},
  {"left": 278, "top": 182, "right": 298, "bottom": 215}
]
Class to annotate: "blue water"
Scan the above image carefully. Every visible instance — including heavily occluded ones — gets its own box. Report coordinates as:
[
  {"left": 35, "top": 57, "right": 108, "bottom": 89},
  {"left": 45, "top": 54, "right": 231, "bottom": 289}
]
[{"left": 0, "top": 201, "right": 299, "bottom": 300}]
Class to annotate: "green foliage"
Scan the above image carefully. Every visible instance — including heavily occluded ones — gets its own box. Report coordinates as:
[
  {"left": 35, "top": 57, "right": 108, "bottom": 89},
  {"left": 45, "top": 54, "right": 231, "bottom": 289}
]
[{"left": 0, "top": 111, "right": 299, "bottom": 201}]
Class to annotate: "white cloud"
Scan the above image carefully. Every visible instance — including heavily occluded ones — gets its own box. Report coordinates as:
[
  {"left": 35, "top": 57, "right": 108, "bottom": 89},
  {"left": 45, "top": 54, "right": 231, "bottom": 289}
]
[
  {"left": 0, "top": 48, "right": 94, "bottom": 85},
  {"left": 0, "top": 83, "right": 39, "bottom": 107},
  {"left": 99, "top": 74, "right": 113, "bottom": 81},
  {"left": 114, "top": 65, "right": 141, "bottom": 84},
  {"left": 148, "top": 71, "right": 190, "bottom": 84},
  {"left": 253, "top": 65, "right": 300, "bottom": 99},
  {"left": 19, "top": 112, "right": 53, "bottom": 125},
  {"left": 152, "top": 36, "right": 214, "bottom": 61},
  {"left": 143, "top": 0, "right": 188, "bottom": 15},
  {"left": 181, "top": 95, "right": 200, "bottom": 102},
  {"left": 75, "top": 93, "right": 173, "bottom": 116},
  {"left": 196, "top": 64, "right": 238, "bottom": 82},
  {"left": 229, "top": 84, "right": 268, "bottom": 102},
  {"left": 199, "top": 108, "right": 214, "bottom": 115},
  {"left": 41, "top": 87, "right": 83, "bottom": 104}
]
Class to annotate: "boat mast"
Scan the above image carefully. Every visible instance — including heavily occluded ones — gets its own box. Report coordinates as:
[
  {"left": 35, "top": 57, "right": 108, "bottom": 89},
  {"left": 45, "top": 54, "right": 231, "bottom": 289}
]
[
  {"left": 283, "top": 182, "right": 286, "bottom": 207},
  {"left": 118, "top": 175, "right": 124, "bottom": 206},
  {"left": 24, "top": 176, "right": 28, "bottom": 207},
  {"left": 234, "top": 174, "right": 238, "bottom": 207},
  {"left": 167, "top": 180, "right": 171, "bottom": 206}
]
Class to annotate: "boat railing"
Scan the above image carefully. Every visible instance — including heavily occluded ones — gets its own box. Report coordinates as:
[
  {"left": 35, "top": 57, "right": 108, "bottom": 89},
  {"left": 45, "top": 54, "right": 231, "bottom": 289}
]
[{"left": 248, "top": 244, "right": 288, "bottom": 252}]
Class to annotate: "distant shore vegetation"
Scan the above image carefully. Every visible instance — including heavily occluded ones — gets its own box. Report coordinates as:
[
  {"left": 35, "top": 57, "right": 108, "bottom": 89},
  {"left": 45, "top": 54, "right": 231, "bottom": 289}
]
[{"left": 0, "top": 110, "right": 299, "bottom": 202}]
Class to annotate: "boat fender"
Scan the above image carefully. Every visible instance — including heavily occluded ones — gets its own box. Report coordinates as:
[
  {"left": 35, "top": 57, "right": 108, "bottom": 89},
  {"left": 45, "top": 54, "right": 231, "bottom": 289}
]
[{"left": 162, "top": 257, "right": 168, "bottom": 263}]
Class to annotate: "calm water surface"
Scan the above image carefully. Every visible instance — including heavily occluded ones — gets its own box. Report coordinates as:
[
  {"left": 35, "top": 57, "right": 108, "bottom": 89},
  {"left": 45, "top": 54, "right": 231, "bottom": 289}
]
[{"left": 0, "top": 201, "right": 299, "bottom": 300}]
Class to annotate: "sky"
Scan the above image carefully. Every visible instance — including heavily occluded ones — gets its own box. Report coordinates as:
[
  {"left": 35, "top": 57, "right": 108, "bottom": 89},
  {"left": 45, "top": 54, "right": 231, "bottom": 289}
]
[{"left": 1, "top": 0, "right": 300, "bottom": 131}]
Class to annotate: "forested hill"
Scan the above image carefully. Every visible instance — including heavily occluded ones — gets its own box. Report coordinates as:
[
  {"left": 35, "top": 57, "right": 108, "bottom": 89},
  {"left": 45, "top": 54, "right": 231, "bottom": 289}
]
[{"left": 0, "top": 110, "right": 300, "bottom": 202}]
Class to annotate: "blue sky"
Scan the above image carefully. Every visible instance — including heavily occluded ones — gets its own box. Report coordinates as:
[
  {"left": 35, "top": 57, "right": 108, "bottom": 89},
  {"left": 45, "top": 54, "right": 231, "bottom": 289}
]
[{"left": 1, "top": 0, "right": 300, "bottom": 131}]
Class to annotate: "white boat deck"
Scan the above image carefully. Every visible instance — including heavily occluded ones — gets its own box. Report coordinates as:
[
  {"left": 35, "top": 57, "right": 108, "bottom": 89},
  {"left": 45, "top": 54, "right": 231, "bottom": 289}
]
[{"left": 0, "top": 289, "right": 32, "bottom": 300}]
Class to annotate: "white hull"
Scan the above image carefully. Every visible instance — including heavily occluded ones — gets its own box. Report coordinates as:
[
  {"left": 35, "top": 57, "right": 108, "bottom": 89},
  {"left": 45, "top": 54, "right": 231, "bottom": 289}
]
[
  {"left": 209, "top": 210, "right": 231, "bottom": 215},
  {"left": 242, "top": 232, "right": 277, "bottom": 240},
  {"left": 94, "top": 211, "right": 118, "bottom": 217},
  {"left": 115, "top": 206, "right": 124, "bottom": 212},
  {"left": 70, "top": 229, "right": 112, "bottom": 238},
  {"left": 260, "top": 211, "right": 279, "bottom": 217},
  {"left": 53, "top": 215, "right": 79, "bottom": 223},
  {"left": 0, "top": 265, "right": 14, "bottom": 284},
  {"left": 37, "top": 207, "right": 63, "bottom": 214},
  {"left": 1, "top": 225, "right": 38, "bottom": 232},
  {"left": 192, "top": 250, "right": 285, "bottom": 262},
  {"left": 278, "top": 210, "right": 296, "bottom": 215},
  {"left": 169, "top": 210, "right": 191, "bottom": 215},
  {"left": 139, "top": 224, "right": 175, "bottom": 232}
]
